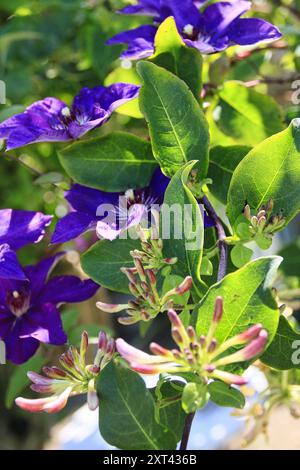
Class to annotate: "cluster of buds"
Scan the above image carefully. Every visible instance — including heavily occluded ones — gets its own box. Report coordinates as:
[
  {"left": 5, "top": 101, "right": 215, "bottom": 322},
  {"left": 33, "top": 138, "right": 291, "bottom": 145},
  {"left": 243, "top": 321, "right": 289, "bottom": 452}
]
[
  {"left": 132, "top": 225, "right": 177, "bottom": 271},
  {"left": 116, "top": 297, "right": 268, "bottom": 386},
  {"left": 97, "top": 254, "right": 193, "bottom": 325},
  {"left": 15, "top": 331, "right": 115, "bottom": 414},
  {"left": 243, "top": 199, "right": 285, "bottom": 247}
]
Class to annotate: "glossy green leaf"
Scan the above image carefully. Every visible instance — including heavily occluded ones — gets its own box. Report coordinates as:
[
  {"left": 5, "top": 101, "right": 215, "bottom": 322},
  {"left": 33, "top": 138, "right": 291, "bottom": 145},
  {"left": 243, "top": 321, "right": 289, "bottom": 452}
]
[
  {"left": 97, "top": 362, "right": 177, "bottom": 450},
  {"left": 58, "top": 132, "right": 156, "bottom": 192},
  {"left": 150, "top": 17, "right": 203, "bottom": 99},
  {"left": 227, "top": 120, "right": 300, "bottom": 228},
  {"left": 194, "top": 257, "right": 282, "bottom": 359},
  {"left": 262, "top": 316, "right": 300, "bottom": 370},
  {"left": 137, "top": 61, "right": 209, "bottom": 178},
  {"left": 208, "top": 145, "right": 251, "bottom": 205},
  {"left": 81, "top": 237, "right": 141, "bottom": 293},
  {"left": 207, "top": 81, "right": 284, "bottom": 147},
  {"left": 182, "top": 382, "right": 209, "bottom": 413},
  {"left": 230, "top": 243, "right": 253, "bottom": 268},
  {"left": 162, "top": 161, "right": 206, "bottom": 298},
  {"left": 208, "top": 381, "right": 245, "bottom": 409}
]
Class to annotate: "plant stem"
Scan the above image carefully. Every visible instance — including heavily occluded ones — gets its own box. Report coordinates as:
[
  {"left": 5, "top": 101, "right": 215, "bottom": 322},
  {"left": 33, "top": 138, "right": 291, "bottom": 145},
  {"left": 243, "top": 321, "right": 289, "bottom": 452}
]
[
  {"left": 179, "top": 196, "right": 229, "bottom": 450},
  {"left": 202, "top": 195, "right": 228, "bottom": 282},
  {"left": 179, "top": 412, "right": 195, "bottom": 451}
]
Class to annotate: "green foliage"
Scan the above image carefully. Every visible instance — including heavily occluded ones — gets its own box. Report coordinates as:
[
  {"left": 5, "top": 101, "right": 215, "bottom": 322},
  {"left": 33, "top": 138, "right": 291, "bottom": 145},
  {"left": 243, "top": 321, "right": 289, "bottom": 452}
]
[
  {"left": 207, "top": 81, "right": 284, "bottom": 147},
  {"left": 81, "top": 237, "right": 140, "bottom": 293},
  {"left": 150, "top": 17, "right": 203, "bottom": 99},
  {"left": 58, "top": 132, "right": 156, "bottom": 192},
  {"left": 194, "top": 257, "right": 282, "bottom": 360},
  {"left": 137, "top": 61, "right": 209, "bottom": 178},
  {"left": 208, "top": 381, "right": 245, "bottom": 409},
  {"left": 97, "top": 362, "right": 177, "bottom": 450},
  {"left": 227, "top": 120, "right": 300, "bottom": 229},
  {"left": 262, "top": 316, "right": 300, "bottom": 370},
  {"left": 162, "top": 161, "right": 206, "bottom": 298}
]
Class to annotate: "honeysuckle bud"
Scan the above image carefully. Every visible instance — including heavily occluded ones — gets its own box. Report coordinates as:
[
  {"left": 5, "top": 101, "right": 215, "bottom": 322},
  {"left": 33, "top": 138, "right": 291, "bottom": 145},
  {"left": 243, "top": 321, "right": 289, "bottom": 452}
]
[
  {"left": 243, "top": 199, "right": 285, "bottom": 246},
  {"left": 97, "top": 260, "right": 192, "bottom": 325},
  {"left": 116, "top": 296, "right": 268, "bottom": 390},
  {"left": 15, "top": 331, "right": 115, "bottom": 414}
]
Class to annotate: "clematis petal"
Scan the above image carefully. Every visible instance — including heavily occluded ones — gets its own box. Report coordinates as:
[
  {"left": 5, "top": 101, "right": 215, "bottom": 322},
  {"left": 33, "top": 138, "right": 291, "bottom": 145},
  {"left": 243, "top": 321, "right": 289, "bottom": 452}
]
[
  {"left": 107, "top": 25, "right": 157, "bottom": 60},
  {"left": 0, "top": 98, "right": 69, "bottom": 150},
  {"left": 15, "top": 386, "right": 73, "bottom": 413},
  {"left": 65, "top": 183, "right": 120, "bottom": 215},
  {"left": 202, "top": 1, "right": 251, "bottom": 38},
  {"left": 0, "top": 209, "right": 52, "bottom": 250},
  {"left": 0, "top": 244, "right": 26, "bottom": 280},
  {"left": 51, "top": 212, "right": 96, "bottom": 244},
  {"left": 160, "top": 0, "right": 202, "bottom": 31},
  {"left": 119, "top": 0, "right": 159, "bottom": 16},
  {"left": 5, "top": 329, "right": 40, "bottom": 365},
  {"left": 23, "top": 253, "right": 65, "bottom": 300},
  {"left": 19, "top": 304, "right": 67, "bottom": 346},
  {"left": 38, "top": 276, "right": 99, "bottom": 304},
  {"left": 228, "top": 17, "right": 282, "bottom": 45}
]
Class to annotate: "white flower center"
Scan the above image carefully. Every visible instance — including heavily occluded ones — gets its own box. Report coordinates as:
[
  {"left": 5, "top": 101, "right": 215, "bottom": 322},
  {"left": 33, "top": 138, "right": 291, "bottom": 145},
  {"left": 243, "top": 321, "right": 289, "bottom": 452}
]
[
  {"left": 61, "top": 107, "right": 71, "bottom": 118},
  {"left": 183, "top": 24, "right": 194, "bottom": 37}
]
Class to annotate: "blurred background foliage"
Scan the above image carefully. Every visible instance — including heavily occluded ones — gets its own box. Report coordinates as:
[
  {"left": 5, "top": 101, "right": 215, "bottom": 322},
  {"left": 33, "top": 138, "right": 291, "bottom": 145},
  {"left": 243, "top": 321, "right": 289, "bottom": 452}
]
[{"left": 0, "top": 0, "right": 300, "bottom": 449}]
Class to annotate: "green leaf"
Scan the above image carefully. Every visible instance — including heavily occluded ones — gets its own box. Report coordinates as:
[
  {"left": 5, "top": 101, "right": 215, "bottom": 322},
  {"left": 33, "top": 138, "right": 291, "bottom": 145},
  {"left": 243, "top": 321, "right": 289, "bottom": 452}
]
[
  {"left": 97, "top": 362, "right": 177, "bottom": 450},
  {"left": 207, "top": 81, "right": 284, "bottom": 147},
  {"left": 58, "top": 132, "right": 156, "bottom": 192},
  {"left": 194, "top": 257, "right": 282, "bottom": 362},
  {"left": 150, "top": 17, "right": 203, "bottom": 99},
  {"left": 208, "top": 381, "right": 245, "bottom": 409},
  {"left": 182, "top": 382, "right": 209, "bottom": 413},
  {"left": 137, "top": 61, "right": 209, "bottom": 178},
  {"left": 162, "top": 161, "right": 206, "bottom": 298},
  {"left": 81, "top": 237, "right": 141, "bottom": 293},
  {"left": 208, "top": 145, "right": 251, "bottom": 205},
  {"left": 34, "top": 172, "right": 64, "bottom": 186},
  {"left": 262, "top": 316, "right": 300, "bottom": 370},
  {"left": 230, "top": 243, "right": 253, "bottom": 268},
  {"left": 154, "top": 381, "right": 186, "bottom": 443},
  {"left": 227, "top": 120, "right": 300, "bottom": 229},
  {"left": 5, "top": 355, "right": 46, "bottom": 409}
]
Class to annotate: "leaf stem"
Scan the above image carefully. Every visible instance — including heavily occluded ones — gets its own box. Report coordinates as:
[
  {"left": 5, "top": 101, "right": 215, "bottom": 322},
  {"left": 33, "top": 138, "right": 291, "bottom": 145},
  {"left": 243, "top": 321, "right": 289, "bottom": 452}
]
[{"left": 201, "top": 195, "right": 228, "bottom": 282}]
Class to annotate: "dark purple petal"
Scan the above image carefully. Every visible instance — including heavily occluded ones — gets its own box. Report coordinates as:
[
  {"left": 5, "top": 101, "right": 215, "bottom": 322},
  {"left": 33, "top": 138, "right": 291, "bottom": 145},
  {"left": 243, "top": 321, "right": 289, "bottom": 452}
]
[
  {"left": 19, "top": 303, "right": 67, "bottom": 345},
  {"left": 119, "top": 0, "right": 159, "bottom": 16},
  {"left": 51, "top": 212, "right": 96, "bottom": 244},
  {"left": 0, "top": 307, "right": 14, "bottom": 339},
  {"left": 107, "top": 25, "right": 157, "bottom": 60},
  {"left": 39, "top": 277, "right": 99, "bottom": 304},
  {"left": 228, "top": 17, "right": 282, "bottom": 45},
  {"left": 0, "top": 244, "right": 26, "bottom": 280},
  {"left": 184, "top": 36, "right": 228, "bottom": 54},
  {"left": 0, "top": 98, "right": 69, "bottom": 150},
  {"left": 65, "top": 183, "right": 120, "bottom": 214},
  {"left": 160, "top": 0, "right": 202, "bottom": 31},
  {"left": 0, "top": 209, "right": 52, "bottom": 250},
  {"left": 149, "top": 168, "right": 170, "bottom": 204},
  {"left": 23, "top": 253, "right": 65, "bottom": 300},
  {"left": 4, "top": 321, "right": 40, "bottom": 364},
  {"left": 202, "top": 1, "right": 251, "bottom": 39}
]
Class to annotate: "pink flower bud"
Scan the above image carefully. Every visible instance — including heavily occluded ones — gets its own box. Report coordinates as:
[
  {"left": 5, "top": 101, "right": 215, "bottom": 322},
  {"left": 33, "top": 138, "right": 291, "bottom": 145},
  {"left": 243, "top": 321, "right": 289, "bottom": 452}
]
[
  {"left": 237, "top": 324, "right": 263, "bottom": 343},
  {"left": 43, "top": 367, "right": 67, "bottom": 379},
  {"left": 96, "top": 302, "right": 128, "bottom": 313},
  {"left": 150, "top": 342, "right": 172, "bottom": 357},
  {"left": 212, "top": 370, "right": 248, "bottom": 386},
  {"left": 80, "top": 331, "right": 89, "bottom": 357},
  {"left": 98, "top": 331, "right": 107, "bottom": 351},
  {"left": 167, "top": 309, "right": 182, "bottom": 328},
  {"left": 213, "top": 296, "right": 223, "bottom": 323},
  {"left": 239, "top": 329, "right": 268, "bottom": 361},
  {"left": 15, "top": 386, "right": 73, "bottom": 414},
  {"left": 175, "top": 276, "right": 193, "bottom": 295}
]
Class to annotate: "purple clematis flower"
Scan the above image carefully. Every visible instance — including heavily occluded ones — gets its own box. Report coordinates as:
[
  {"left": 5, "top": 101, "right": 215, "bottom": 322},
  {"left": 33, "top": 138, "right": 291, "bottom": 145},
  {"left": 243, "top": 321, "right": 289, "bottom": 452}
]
[
  {"left": 107, "top": 0, "right": 282, "bottom": 59},
  {"left": 0, "top": 84, "right": 140, "bottom": 151},
  {"left": 0, "top": 209, "right": 52, "bottom": 281},
  {"left": 52, "top": 168, "right": 170, "bottom": 244},
  {"left": 0, "top": 253, "right": 99, "bottom": 364},
  {"left": 52, "top": 168, "right": 215, "bottom": 244}
]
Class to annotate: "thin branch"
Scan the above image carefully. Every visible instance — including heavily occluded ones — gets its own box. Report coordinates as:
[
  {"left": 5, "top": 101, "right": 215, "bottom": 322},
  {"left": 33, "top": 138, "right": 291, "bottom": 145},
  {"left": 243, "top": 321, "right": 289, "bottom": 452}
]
[
  {"left": 3, "top": 152, "right": 42, "bottom": 177},
  {"left": 202, "top": 195, "right": 228, "bottom": 282},
  {"left": 179, "top": 412, "right": 195, "bottom": 451}
]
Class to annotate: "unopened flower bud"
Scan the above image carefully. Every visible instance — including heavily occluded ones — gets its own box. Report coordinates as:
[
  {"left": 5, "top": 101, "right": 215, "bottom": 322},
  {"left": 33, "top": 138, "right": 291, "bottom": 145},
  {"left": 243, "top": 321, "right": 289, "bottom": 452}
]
[
  {"left": 237, "top": 323, "right": 263, "bottom": 343},
  {"left": 80, "top": 331, "right": 89, "bottom": 359},
  {"left": 213, "top": 296, "right": 223, "bottom": 323},
  {"left": 98, "top": 331, "right": 107, "bottom": 351},
  {"left": 244, "top": 204, "right": 251, "bottom": 220},
  {"left": 96, "top": 302, "right": 128, "bottom": 313},
  {"left": 87, "top": 379, "right": 99, "bottom": 411},
  {"left": 175, "top": 276, "right": 193, "bottom": 295},
  {"left": 150, "top": 342, "right": 172, "bottom": 357}
]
